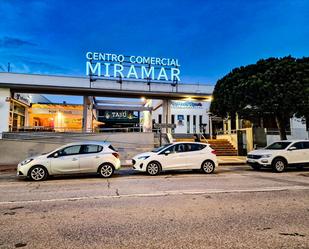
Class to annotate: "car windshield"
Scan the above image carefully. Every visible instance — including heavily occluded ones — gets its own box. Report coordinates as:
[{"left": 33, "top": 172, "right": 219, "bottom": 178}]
[
  {"left": 151, "top": 144, "right": 172, "bottom": 153},
  {"left": 265, "top": 142, "right": 291, "bottom": 150}
]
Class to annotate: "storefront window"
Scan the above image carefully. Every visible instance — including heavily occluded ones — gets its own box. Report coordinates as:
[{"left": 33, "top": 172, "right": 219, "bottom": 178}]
[
  {"left": 193, "top": 115, "right": 196, "bottom": 133},
  {"left": 10, "top": 100, "right": 27, "bottom": 131},
  {"left": 187, "top": 115, "right": 190, "bottom": 133},
  {"left": 171, "top": 115, "right": 175, "bottom": 133},
  {"left": 199, "top": 115, "right": 203, "bottom": 133}
]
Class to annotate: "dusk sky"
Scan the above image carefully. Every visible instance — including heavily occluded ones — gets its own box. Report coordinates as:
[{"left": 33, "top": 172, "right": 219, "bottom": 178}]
[{"left": 0, "top": 0, "right": 308, "bottom": 103}]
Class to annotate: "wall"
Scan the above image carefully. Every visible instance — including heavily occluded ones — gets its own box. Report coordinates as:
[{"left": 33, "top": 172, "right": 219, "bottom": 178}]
[
  {"left": 266, "top": 129, "right": 309, "bottom": 145},
  {"left": 153, "top": 101, "right": 210, "bottom": 134},
  {"left": 0, "top": 132, "right": 154, "bottom": 166},
  {"left": 266, "top": 118, "right": 308, "bottom": 145},
  {"left": 0, "top": 88, "right": 10, "bottom": 138}
]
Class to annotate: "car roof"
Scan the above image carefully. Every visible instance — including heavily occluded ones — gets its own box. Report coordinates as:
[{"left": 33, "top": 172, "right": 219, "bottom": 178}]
[
  {"left": 171, "top": 141, "right": 210, "bottom": 145},
  {"left": 273, "top": 140, "right": 309, "bottom": 143},
  {"left": 63, "top": 141, "right": 111, "bottom": 147}
]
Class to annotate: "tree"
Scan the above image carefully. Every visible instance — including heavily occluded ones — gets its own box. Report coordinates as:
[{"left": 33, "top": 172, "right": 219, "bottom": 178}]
[
  {"left": 210, "top": 56, "right": 309, "bottom": 140},
  {"left": 294, "top": 57, "right": 309, "bottom": 131}
]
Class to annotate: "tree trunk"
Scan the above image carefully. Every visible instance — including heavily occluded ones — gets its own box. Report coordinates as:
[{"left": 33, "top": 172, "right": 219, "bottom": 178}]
[{"left": 275, "top": 115, "right": 287, "bottom": 140}]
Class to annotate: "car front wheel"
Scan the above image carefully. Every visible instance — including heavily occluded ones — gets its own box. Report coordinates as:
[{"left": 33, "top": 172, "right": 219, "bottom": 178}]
[
  {"left": 29, "top": 166, "right": 48, "bottom": 181},
  {"left": 201, "top": 160, "right": 215, "bottom": 174},
  {"left": 99, "top": 163, "right": 114, "bottom": 178},
  {"left": 146, "top": 162, "right": 161, "bottom": 176},
  {"left": 272, "top": 158, "right": 287, "bottom": 173}
]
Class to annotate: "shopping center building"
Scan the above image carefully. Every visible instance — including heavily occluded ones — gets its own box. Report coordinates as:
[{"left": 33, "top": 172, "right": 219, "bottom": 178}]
[{"left": 0, "top": 71, "right": 308, "bottom": 166}]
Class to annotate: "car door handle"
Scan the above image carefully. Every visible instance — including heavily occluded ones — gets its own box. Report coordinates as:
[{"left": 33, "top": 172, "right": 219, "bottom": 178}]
[
  {"left": 95, "top": 156, "right": 100, "bottom": 159},
  {"left": 72, "top": 158, "right": 78, "bottom": 161}
]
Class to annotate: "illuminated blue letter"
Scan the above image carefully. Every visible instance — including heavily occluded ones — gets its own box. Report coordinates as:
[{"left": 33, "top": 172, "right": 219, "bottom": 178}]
[
  {"left": 171, "top": 68, "right": 180, "bottom": 82},
  {"left": 157, "top": 67, "right": 168, "bottom": 81},
  {"left": 141, "top": 66, "right": 154, "bottom": 80},
  {"left": 127, "top": 65, "right": 138, "bottom": 79},
  {"left": 86, "top": 62, "right": 101, "bottom": 76},
  {"left": 114, "top": 64, "right": 124, "bottom": 78}
]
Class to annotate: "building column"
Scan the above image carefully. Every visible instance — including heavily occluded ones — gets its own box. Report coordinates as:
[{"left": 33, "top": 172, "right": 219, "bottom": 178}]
[
  {"left": 236, "top": 113, "right": 240, "bottom": 130},
  {"left": 142, "top": 99, "right": 153, "bottom": 132},
  {"left": 209, "top": 115, "right": 213, "bottom": 139},
  {"left": 0, "top": 88, "right": 11, "bottom": 138},
  {"left": 162, "top": 99, "right": 171, "bottom": 133},
  {"left": 82, "top": 96, "right": 93, "bottom": 132},
  {"left": 142, "top": 110, "right": 152, "bottom": 132},
  {"left": 227, "top": 116, "right": 232, "bottom": 134}
]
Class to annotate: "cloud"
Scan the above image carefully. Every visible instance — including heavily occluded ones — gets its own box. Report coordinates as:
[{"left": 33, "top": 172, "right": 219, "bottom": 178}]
[
  {"left": 12, "top": 56, "right": 69, "bottom": 74},
  {"left": 23, "top": 60, "right": 67, "bottom": 73},
  {"left": 0, "top": 36, "right": 37, "bottom": 48}
]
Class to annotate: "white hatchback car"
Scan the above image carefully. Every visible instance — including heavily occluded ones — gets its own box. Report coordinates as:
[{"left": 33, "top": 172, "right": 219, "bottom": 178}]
[
  {"left": 17, "top": 141, "right": 121, "bottom": 181},
  {"left": 247, "top": 140, "right": 309, "bottom": 172},
  {"left": 132, "top": 142, "right": 218, "bottom": 175}
]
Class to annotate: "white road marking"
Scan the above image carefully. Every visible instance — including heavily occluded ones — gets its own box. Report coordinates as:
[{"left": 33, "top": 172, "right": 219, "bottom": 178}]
[{"left": 0, "top": 185, "right": 308, "bottom": 205}]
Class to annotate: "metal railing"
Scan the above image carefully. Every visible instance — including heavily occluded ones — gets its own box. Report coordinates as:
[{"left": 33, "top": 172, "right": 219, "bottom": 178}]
[
  {"left": 8, "top": 126, "right": 159, "bottom": 133},
  {"left": 216, "top": 129, "right": 238, "bottom": 135}
]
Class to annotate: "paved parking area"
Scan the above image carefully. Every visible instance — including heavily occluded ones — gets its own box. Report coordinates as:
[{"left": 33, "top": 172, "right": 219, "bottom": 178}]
[{"left": 0, "top": 165, "right": 308, "bottom": 248}]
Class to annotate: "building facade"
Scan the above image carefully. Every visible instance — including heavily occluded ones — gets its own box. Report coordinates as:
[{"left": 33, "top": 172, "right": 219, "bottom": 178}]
[{"left": 153, "top": 100, "right": 211, "bottom": 134}]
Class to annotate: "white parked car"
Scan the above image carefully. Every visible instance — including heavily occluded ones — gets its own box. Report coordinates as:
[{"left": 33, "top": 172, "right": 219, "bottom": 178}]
[
  {"left": 247, "top": 140, "right": 309, "bottom": 172},
  {"left": 132, "top": 142, "right": 218, "bottom": 175},
  {"left": 17, "top": 141, "right": 121, "bottom": 181}
]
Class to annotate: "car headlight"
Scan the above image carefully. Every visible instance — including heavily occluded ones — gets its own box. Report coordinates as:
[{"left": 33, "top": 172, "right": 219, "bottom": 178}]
[
  {"left": 260, "top": 154, "right": 272, "bottom": 158},
  {"left": 20, "top": 158, "right": 33, "bottom": 166},
  {"left": 138, "top": 156, "right": 150, "bottom": 160}
]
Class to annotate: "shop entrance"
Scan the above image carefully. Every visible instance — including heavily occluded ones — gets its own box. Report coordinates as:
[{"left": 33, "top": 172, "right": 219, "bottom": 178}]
[
  {"left": 9, "top": 100, "right": 27, "bottom": 131},
  {"left": 97, "top": 110, "right": 140, "bottom": 130}
]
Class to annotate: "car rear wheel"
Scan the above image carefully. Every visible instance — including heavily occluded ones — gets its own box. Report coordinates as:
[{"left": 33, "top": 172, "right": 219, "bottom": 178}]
[
  {"left": 146, "top": 162, "right": 161, "bottom": 176},
  {"left": 272, "top": 158, "right": 287, "bottom": 173},
  {"left": 29, "top": 166, "right": 48, "bottom": 181},
  {"left": 99, "top": 163, "right": 114, "bottom": 178},
  {"left": 201, "top": 160, "right": 215, "bottom": 174}
]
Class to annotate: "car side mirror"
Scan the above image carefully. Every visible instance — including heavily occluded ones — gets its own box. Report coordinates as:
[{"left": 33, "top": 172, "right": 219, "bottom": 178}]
[
  {"left": 288, "top": 146, "right": 297, "bottom": 151},
  {"left": 53, "top": 152, "right": 59, "bottom": 158},
  {"left": 164, "top": 150, "right": 171, "bottom": 156}
]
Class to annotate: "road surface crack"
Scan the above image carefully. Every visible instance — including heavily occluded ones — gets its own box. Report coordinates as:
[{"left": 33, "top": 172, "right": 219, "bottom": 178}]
[
  {"left": 251, "top": 175, "right": 309, "bottom": 187},
  {"left": 279, "top": 232, "right": 305, "bottom": 237}
]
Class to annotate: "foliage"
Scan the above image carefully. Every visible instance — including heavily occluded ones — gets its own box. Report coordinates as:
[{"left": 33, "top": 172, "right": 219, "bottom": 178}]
[{"left": 210, "top": 56, "right": 309, "bottom": 140}]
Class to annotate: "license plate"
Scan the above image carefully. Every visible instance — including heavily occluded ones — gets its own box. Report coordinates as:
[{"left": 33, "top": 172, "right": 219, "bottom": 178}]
[{"left": 247, "top": 159, "right": 255, "bottom": 163}]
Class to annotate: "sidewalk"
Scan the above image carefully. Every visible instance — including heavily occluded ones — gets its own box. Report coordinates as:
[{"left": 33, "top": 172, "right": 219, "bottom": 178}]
[{"left": 217, "top": 156, "right": 247, "bottom": 165}]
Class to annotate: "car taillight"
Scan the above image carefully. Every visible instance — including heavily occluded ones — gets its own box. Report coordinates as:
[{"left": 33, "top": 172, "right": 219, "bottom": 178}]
[
  {"left": 211, "top": 150, "right": 217, "bottom": 155},
  {"left": 112, "top": 153, "right": 119, "bottom": 159}
]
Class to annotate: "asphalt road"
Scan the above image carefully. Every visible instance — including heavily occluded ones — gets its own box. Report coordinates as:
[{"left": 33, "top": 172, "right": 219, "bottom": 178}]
[{"left": 0, "top": 165, "right": 309, "bottom": 249}]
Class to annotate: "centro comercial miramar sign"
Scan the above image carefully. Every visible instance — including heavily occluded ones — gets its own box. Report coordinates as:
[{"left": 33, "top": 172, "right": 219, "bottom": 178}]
[{"left": 86, "top": 52, "right": 180, "bottom": 82}]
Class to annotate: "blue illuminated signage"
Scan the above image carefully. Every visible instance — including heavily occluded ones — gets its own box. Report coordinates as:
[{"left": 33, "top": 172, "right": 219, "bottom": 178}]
[
  {"left": 86, "top": 52, "right": 180, "bottom": 82},
  {"left": 172, "top": 101, "right": 203, "bottom": 109},
  {"left": 177, "top": 115, "right": 184, "bottom": 121}
]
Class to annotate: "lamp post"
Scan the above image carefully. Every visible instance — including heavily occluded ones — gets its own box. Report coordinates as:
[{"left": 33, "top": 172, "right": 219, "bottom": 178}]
[{"left": 207, "top": 111, "right": 213, "bottom": 139}]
